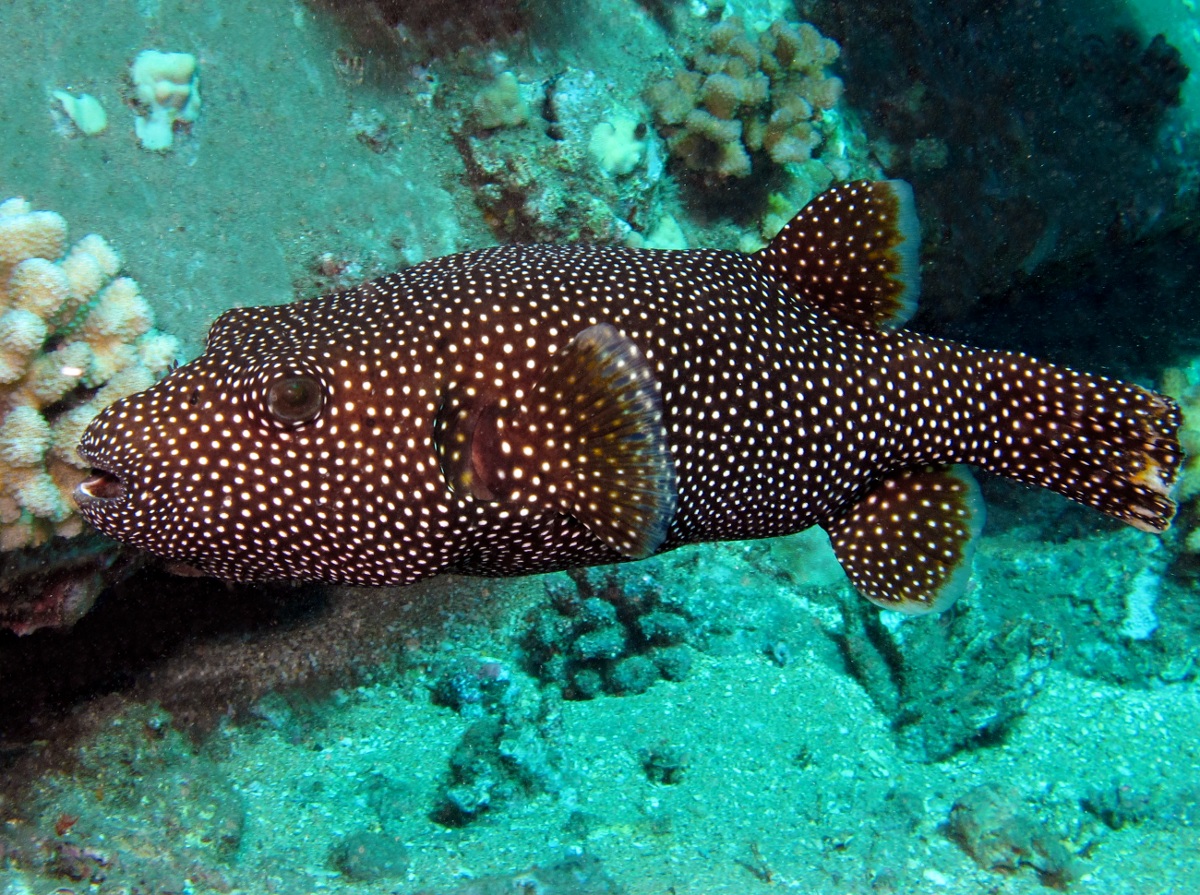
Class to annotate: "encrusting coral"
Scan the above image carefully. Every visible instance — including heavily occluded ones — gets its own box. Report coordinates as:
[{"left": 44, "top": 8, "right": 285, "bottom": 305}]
[
  {"left": 471, "top": 71, "right": 530, "bottom": 130},
  {"left": 646, "top": 16, "right": 845, "bottom": 185},
  {"left": 0, "top": 198, "right": 180, "bottom": 551}
]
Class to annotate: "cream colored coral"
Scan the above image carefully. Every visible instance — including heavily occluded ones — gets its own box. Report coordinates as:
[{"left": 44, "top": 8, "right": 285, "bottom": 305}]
[
  {"left": 472, "top": 72, "right": 529, "bottom": 130},
  {"left": 59, "top": 234, "right": 121, "bottom": 321},
  {"left": 137, "top": 331, "right": 181, "bottom": 375},
  {"left": 0, "top": 310, "right": 48, "bottom": 383},
  {"left": 51, "top": 404, "right": 104, "bottom": 467},
  {"left": 11, "top": 341, "right": 92, "bottom": 408},
  {"left": 79, "top": 276, "right": 153, "bottom": 385},
  {"left": 0, "top": 201, "right": 67, "bottom": 268},
  {"left": 589, "top": 117, "right": 647, "bottom": 177},
  {"left": 646, "top": 16, "right": 849, "bottom": 184},
  {"left": 0, "top": 405, "right": 51, "bottom": 467},
  {"left": 53, "top": 90, "right": 108, "bottom": 137},
  {"left": 92, "top": 363, "right": 155, "bottom": 411},
  {"left": 0, "top": 406, "right": 70, "bottom": 524},
  {"left": 0, "top": 196, "right": 181, "bottom": 550},
  {"left": 131, "top": 50, "right": 201, "bottom": 151}
]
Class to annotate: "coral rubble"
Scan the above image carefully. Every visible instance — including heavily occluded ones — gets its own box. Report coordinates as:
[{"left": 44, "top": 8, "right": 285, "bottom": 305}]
[
  {"left": 0, "top": 197, "right": 180, "bottom": 553},
  {"left": 834, "top": 589, "right": 1060, "bottom": 762},
  {"left": 52, "top": 90, "right": 108, "bottom": 137},
  {"left": 472, "top": 71, "right": 531, "bottom": 130}
]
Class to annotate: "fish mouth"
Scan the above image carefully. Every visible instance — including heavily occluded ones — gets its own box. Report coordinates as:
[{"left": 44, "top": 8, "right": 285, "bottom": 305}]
[{"left": 75, "top": 466, "right": 127, "bottom": 507}]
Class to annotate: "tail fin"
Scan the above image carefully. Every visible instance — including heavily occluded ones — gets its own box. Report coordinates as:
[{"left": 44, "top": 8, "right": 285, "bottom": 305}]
[{"left": 973, "top": 352, "right": 1182, "bottom": 532}]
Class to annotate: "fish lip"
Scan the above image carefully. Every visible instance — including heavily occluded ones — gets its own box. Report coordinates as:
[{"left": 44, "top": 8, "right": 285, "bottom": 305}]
[
  {"left": 73, "top": 447, "right": 127, "bottom": 507},
  {"left": 75, "top": 467, "right": 127, "bottom": 507}
]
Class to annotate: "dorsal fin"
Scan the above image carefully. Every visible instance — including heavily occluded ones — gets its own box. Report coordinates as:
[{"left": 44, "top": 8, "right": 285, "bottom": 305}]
[
  {"left": 757, "top": 179, "right": 921, "bottom": 330},
  {"left": 435, "top": 323, "right": 677, "bottom": 559}
]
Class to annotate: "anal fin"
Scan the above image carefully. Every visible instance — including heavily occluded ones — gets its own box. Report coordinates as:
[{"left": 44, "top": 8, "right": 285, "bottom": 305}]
[{"left": 823, "top": 465, "right": 985, "bottom": 615}]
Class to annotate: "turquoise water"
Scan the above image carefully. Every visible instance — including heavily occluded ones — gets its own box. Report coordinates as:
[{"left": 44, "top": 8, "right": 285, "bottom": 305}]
[{"left": 1, "top": 1, "right": 1199, "bottom": 892}]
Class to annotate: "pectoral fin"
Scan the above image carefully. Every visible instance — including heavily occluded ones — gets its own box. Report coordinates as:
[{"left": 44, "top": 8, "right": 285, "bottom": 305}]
[{"left": 435, "top": 323, "right": 677, "bottom": 559}]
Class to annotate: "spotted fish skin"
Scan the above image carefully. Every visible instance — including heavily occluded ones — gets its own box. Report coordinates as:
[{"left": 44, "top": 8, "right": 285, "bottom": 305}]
[{"left": 75, "top": 181, "right": 1182, "bottom": 613}]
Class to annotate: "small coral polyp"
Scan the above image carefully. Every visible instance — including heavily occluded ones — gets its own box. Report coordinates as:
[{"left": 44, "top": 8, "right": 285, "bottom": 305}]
[
  {"left": 647, "top": 16, "right": 844, "bottom": 184},
  {"left": 0, "top": 198, "right": 180, "bottom": 551},
  {"left": 130, "top": 50, "right": 201, "bottom": 151}
]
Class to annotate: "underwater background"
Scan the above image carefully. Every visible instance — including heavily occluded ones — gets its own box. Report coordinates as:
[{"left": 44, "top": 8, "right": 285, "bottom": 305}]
[{"left": 1, "top": 0, "right": 1199, "bottom": 891}]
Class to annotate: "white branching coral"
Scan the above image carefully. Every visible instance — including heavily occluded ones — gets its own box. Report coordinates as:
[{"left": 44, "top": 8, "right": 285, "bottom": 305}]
[{"left": 0, "top": 197, "right": 181, "bottom": 551}]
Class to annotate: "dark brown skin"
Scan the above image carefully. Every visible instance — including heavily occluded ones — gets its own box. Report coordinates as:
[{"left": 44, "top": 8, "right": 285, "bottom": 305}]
[{"left": 75, "top": 182, "right": 1181, "bottom": 612}]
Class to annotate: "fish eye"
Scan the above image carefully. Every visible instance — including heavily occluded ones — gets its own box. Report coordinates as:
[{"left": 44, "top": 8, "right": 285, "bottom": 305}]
[{"left": 266, "top": 374, "right": 324, "bottom": 424}]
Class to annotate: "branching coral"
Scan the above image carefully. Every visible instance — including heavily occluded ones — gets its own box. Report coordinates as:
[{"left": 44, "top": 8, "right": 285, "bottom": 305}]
[
  {"left": 0, "top": 198, "right": 180, "bottom": 551},
  {"left": 646, "top": 16, "right": 845, "bottom": 185}
]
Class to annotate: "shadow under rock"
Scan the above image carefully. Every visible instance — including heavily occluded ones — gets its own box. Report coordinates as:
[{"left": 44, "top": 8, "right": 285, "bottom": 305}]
[
  {"left": 0, "top": 555, "right": 508, "bottom": 761},
  {"left": 0, "top": 569, "right": 328, "bottom": 745}
]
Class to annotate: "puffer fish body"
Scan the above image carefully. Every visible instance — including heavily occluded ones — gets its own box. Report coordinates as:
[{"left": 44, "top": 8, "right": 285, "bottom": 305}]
[{"left": 75, "top": 181, "right": 1182, "bottom": 613}]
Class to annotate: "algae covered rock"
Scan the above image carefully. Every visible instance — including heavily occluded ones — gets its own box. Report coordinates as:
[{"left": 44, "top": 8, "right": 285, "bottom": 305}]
[
  {"left": 432, "top": 710, "right": 565, "bottom": 827},
  {"left": 835, "top": 590, "right": 1060, "bottom": 762},
  {"left": 329, "top": 830, "right": 409, "bottom": 881},
  {"left": 946, "top": 782, "right": 1077, "bottom": 889},
  {"left": 429, "top": 657, "right": 565, "bottom": 827},
  {"left": 521, "top": 568, "right": 701, "bottom": 700},
  {"left": 454, "top": 67, "right": 669, "bottom": 247}
]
